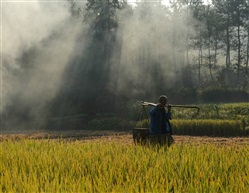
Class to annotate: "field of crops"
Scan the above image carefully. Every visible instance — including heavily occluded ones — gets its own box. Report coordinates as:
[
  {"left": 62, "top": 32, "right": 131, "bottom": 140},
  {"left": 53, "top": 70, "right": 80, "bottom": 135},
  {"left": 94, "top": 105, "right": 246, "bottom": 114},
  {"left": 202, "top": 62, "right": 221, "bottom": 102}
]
[
  {"left": 136, "top": 119, "right": 248, "bottom": 136},
  {"left": 1, "top": 102, "right": 248, "bottom": 192},
  {"left": 1, "top": 139, "right": 249, "bottom": 192}
]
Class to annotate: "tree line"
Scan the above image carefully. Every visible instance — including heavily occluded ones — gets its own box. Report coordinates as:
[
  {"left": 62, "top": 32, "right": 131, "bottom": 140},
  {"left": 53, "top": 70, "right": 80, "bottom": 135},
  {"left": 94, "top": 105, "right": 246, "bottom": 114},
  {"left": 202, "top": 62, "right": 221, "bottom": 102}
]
[{"left": 69, "top": 0, "right": 249, "bottom": 90}]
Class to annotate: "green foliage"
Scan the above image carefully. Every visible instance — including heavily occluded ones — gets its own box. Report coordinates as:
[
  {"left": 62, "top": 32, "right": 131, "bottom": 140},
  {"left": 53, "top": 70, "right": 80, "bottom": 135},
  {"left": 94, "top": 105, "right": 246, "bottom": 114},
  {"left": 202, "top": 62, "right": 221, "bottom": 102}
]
[
  {"left": 1, "top": 140, "right": 249, "bottom": 192},
  {"left": 88, "top": 117, "right": 134, "bottom": 131},
  {"left": 126, "top": 99, "right": 148, "bottom": 121},
  {"left": 174, "top": 87, "right": 198, "bottom": 104},
  {"left": 171, "top": 102, "right": 249, "bottom": 121},
  {"left": 199, "top": 87, "right": 249, "bottom": 103},
  {"left": 136, "top": 119, "right": 150, "bottom": 128},
  {"left": 84, "top": 0, "right": 123, "bottom": 33}
]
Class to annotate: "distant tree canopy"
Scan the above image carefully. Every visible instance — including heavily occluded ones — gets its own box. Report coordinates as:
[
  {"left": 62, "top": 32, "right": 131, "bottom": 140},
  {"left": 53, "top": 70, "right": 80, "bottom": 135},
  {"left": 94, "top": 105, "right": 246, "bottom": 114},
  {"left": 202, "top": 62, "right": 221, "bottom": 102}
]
[
  {"left": 84, "top": 0, "right": 124, "bottom": 32},
  {"left": 64, "top": 0, "right": 249, "bottom": 109},
  {"left": 69, "top": 0, "right": 248, "bottom": 89},
  {"left": 2, "top": 0, "right": 249, "bottom": 130}
]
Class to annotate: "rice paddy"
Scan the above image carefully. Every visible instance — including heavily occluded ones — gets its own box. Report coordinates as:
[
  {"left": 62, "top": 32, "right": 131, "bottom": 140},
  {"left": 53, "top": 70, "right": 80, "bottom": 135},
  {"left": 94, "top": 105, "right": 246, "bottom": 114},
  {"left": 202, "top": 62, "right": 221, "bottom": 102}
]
[{"left": 1, "top": 139, "right": 249, "bottom": 192}]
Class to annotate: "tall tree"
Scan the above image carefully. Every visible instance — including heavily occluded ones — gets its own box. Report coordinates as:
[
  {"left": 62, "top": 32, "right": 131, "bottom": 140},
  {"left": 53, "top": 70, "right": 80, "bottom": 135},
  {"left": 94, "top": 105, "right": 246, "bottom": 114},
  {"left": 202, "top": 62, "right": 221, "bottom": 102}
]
[
  {"left": 229, "top": 0, "right": 246, "bottom": 84},
  {"left": 242, "top": 0, "right": 249, "bottom": 77},
  {"left": 84, "top": 0, "right": 123, "bottom": 33},
  {"left": 246, "top": 0, "right": 249, "bottom": 76},
  {"left": 213, "top": 0, "right": 233, "bottom": 70},
  {"left": 205, "top": 4, "right": 214, "bottom": 80},
  {"left": 170, "top": 0, "right": 180, "bottom": 71},
  {"left": 184, "top": 0, "right": 205, "bottom": 67},
  {"left": 191, "top": 1, "right": 206, "bottom": 85}
]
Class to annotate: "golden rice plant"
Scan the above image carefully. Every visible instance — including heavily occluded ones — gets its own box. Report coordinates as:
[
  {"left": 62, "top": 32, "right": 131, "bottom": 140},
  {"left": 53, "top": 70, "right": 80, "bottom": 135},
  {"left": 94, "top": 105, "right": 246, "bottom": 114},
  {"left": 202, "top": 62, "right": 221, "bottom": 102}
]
[
  {"left": 1, "top": 140, "right": 248, "bottom": 192},
  {"left": 136, "top": 119, "right": 244, "bottom": 136},
  {"left": 172, "top": 119, "right": 242, "bottom": 136}
]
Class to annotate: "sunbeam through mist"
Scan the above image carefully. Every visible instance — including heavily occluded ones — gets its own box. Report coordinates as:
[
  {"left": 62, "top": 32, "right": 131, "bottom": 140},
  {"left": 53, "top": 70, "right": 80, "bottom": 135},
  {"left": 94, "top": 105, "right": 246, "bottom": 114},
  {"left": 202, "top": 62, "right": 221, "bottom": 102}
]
[{"left": 1, "top": 0, "right": 248, "bottom": 131}]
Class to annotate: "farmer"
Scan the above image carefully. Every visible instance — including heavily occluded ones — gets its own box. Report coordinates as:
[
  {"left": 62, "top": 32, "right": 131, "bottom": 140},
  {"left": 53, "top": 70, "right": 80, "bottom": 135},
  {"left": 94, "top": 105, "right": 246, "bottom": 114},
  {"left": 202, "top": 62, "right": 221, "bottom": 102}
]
[{"left": 149, "top": 95, "right": 172, "bottom": 135}]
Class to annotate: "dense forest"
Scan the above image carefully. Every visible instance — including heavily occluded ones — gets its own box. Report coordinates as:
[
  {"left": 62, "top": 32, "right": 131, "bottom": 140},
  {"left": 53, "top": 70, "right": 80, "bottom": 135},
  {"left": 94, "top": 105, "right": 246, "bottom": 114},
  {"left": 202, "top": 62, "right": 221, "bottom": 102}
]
[{"left": 2, "top": 0, "right": 249, "bottom": 129}]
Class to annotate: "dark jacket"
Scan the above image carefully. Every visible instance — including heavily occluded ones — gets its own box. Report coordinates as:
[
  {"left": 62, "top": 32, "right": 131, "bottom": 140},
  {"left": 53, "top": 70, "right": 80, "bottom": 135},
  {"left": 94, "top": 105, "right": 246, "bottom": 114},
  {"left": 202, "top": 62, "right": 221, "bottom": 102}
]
[{"left": 149, "top": 106, "right": 172, "bottom": 135}]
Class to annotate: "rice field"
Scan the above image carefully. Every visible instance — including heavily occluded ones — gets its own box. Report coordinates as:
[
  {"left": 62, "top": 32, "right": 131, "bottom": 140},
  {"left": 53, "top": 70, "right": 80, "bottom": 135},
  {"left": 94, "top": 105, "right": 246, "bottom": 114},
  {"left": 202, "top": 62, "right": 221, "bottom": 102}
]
[
  {"left": 1, "top": 138, "right": 249, "bottom": 192},
  {"left": 1, "top": 102, "right": 248, "bottom": 192},
  {"left": 136, "top": 119, "right": 248, "bottom": 136}
]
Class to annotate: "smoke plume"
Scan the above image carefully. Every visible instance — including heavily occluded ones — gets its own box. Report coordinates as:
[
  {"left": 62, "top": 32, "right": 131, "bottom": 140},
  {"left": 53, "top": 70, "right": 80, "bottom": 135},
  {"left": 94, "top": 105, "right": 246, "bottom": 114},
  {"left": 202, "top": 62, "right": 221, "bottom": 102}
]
[
  {"left": 1, "top": 1, "right": 88, "bottom": 129},
  {"left": 1, "top": 1, "right": 198, "bottom": 130}
]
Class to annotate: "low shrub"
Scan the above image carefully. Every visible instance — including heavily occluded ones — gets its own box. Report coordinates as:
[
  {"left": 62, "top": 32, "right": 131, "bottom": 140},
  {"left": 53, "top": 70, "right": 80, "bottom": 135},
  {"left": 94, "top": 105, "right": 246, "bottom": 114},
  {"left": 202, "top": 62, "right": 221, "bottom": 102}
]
[
  {"left": 199, "top": 87, "right": 249, "bottom": 103},
  {"left": 135, "top": 119, "right": 245, "bottom": 137},
  {"left": 88, "top": 117, "right": 134, "bottom": 131},
  {"left": 126, "top": 99, "right": 146, "bottom": 121},
  {"left": 171, "top": 87, "right": 198, "bottom": 104},
  {"left": 169, "top": 103, "right": 249, "bottom": 121},
  {"left": 136, "top": 119, "right": 150, "bottom": 128}
]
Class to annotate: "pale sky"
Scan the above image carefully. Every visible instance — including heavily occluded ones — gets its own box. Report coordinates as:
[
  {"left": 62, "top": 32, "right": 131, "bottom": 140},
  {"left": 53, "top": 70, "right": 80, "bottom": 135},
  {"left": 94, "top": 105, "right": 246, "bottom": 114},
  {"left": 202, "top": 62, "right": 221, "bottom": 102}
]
[{"left": 128, "top": 0, "right": 210, "bottom": 6}]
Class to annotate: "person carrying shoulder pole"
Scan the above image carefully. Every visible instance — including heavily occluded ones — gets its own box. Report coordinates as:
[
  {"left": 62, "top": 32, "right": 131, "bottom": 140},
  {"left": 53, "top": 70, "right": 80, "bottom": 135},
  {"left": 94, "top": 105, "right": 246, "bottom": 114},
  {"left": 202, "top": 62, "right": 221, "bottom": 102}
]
[{"left": 149, "top": 95, "right": 172, "bottom": 135}]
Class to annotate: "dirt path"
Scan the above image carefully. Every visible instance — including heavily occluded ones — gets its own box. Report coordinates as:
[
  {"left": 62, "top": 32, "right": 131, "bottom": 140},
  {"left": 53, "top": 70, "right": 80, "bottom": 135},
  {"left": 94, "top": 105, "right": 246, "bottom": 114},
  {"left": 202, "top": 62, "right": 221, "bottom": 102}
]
[
  {"left": 83, "top": 134, "right": 249, "bottom": 146},
  {"left": 173, "top": 135, "right": 249, "bottom": 145},
  {"left": 1, "top": 130, "right": 249, "bottom": 145}
]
